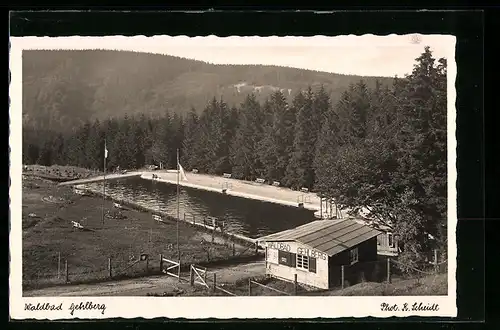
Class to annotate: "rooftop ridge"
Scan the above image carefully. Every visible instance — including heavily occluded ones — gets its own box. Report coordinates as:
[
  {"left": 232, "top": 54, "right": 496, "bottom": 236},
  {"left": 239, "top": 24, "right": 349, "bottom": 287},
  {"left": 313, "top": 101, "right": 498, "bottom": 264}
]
[
  {"left": 258, "top": 218, "right": 382, "bottom": 256},
  {"left": 294, "top": 219, "right": 349, "bottom": 241}
]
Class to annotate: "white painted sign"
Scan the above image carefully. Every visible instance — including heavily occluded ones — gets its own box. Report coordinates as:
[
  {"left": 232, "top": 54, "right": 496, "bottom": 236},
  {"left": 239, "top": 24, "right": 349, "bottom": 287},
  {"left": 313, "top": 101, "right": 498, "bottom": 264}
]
[
  {"left": 266, "top": 242, "right": 328, "bottom": 260},
  {"left": 297, "top": 246, "right": 327, "bottom": 260},
  {"left": 267, "top": 242, "right": 291, "bottom": 252}
]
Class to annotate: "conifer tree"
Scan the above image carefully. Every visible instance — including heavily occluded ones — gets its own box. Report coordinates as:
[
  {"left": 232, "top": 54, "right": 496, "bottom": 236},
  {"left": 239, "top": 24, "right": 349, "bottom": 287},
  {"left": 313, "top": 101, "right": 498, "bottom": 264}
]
[
  {"left": 181, "top": 107, "right": 200, "bottom": 170},
  {"left": 231, "top": 94, "right": 263, "bottom": 180},
  {"left": 114, "top": 115, "right": 134, "bottom": 168},
  {"left": 51, "top": 132, "right": 66, "bottom": 166},
  {"left": 36, "top": 137, "right": 54, "bottom": 166},
  {"left": 286, "top": 87, "right": 315, "bottom": 189},
  {"left": 149, "top": 113, "right": 171, "bottom": 169},
  {"left": 85, "top": 119, "right": 103, "bottom": 169},
  {"left": 127, "top": 119, "right": 146, "bottom": 169},
  {"left": 258, "top": 91, "right": 289, "bottom": 181},
  {"left": 313, "top": 105, "right": 341, "bottom": 196},
  {"left": 212, "top": 98, "right": 232, "bottom": 174},
  {"left": 195, "top": 100, "right": 216, "bottom": 172},
  {"left": 75, "top": 121, "right": 92, "bottom": 168},
  {"left": 22, "top": 128, "right": 40, "bottom": 164}
]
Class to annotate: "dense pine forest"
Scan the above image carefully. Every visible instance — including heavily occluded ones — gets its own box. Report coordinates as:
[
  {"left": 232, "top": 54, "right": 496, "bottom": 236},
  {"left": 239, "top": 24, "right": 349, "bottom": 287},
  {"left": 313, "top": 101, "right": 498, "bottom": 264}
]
[{"left": 22, "top": 47, "right": 448, "bottom": 266}]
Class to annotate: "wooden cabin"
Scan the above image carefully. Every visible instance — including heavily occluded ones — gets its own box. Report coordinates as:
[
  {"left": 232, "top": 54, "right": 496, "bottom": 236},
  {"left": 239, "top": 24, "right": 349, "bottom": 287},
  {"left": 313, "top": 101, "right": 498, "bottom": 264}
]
[
  {"left": 257, "top": 219, "right": 382, "bottom": 290},
  {"left": 348, "top": 218, "right": 400, "bottom": 257}
]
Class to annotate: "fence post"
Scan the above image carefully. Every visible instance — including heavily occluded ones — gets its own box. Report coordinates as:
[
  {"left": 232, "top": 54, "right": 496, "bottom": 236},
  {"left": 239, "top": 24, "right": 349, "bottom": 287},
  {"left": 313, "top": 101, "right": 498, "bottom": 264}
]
[
  {"left": 232, "top": 243, "right": 236, "bottom": 257},
  {"left": 294, "top": 274, "right": 298, "bottom": 295},
  {"left": 265, "top": 247, "right": 268, "bottom": 269},
  {"left": 146, "top": 257, "right": 149, "bottom": 273},
  {"left": 65, "top": 259, "right": 69, "bottom": 283},
  {"left": 108, "top": 257, "right": 112, "bottom": 278},
  {"left": 255, "top": 242, "right": 258, "bottom": 255},
  {"left": 434, "top": 249, "right": 438, "bottom": 273},
  {"left": 341, "top": 265, "right": 345, "bottom": 289},
  {"left": 190, "top": 265, "right": 194, "bottom": 286},
  {"left": 57, "top": 252, "right": 61, "bottom": 279},
  {"left": 248, "top": 279, "right": 252, "bottom": 296},
  {"left": 178, "top": 259, "right": 181, "bottom": 282},
  {"left": 159, "top": 254, "right": 163, "bottom": 273},
  {"left": 387, "top": 258, "right": 391, "bottom": 284},
  {"left": 213, "top": 273, "right": 217, "bottom": 292},
  {"left": 212, "top": 227, "right": 215, "bottom": 243},
  {"left": 204, "top": 269, "right": 207, "bottom": 285}
]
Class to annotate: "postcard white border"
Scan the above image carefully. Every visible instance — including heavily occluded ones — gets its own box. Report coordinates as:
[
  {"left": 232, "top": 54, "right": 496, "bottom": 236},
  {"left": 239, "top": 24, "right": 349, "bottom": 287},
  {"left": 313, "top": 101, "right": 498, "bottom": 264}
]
[{"left": 9, "top": 35, "right": 457, "bottom": 319}]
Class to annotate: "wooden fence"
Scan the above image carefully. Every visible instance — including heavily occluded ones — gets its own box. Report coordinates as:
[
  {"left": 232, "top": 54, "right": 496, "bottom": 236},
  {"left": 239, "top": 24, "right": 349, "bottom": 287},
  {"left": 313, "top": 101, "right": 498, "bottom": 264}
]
[
  {"left": 24, "top": 253, "right": 156, "bottom": 289},
  {"left": 248, "top": 278, "right": 293, "bottom": 296},
  {"left": 160, "top": 254, "right": 181, "bottom": 280},
  {"left": 189, "top": 264, "right": 237, "bottom": 296}
]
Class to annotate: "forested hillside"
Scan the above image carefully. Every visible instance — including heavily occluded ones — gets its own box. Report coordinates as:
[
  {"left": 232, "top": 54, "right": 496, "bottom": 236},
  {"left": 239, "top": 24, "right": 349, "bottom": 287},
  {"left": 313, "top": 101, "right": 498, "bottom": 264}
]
[{"left": 22, "top": 49, "right": 393, "bottom": 132}]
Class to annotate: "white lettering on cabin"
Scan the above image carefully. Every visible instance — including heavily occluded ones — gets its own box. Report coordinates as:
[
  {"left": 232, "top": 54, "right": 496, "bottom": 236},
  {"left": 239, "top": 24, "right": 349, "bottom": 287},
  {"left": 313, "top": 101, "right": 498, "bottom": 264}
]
[
  {"left": 297, "top": 247, "right": 327, "bottom": 260},
  {"left": 268, "top": 242, "right": 291, "bottom": 252}
]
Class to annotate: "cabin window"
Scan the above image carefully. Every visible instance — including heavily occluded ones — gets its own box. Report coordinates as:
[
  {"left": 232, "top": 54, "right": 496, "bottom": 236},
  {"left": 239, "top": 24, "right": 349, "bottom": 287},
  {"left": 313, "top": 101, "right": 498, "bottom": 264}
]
[
  {"left": 278, "top": 250, "right": 296, "bottom": 267},
  {"left": 349, "top": 247, "right": 359, "bottom": 265},
  {"left": 388, "top": 233, "right": 395, "bottom": 248},
  {"left": 296, "top": 254, "right": 309, "bottom": 270},
  {"left": 308, "top": 257, "right": 317, "bottom": 273}
]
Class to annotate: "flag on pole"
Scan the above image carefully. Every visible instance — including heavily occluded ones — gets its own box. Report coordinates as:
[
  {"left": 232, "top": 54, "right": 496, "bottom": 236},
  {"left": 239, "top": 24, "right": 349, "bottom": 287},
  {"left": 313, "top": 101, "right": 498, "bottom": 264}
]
[
  {"left": 176, "top": 148, "right": 187, "bottom": 181},
  {"left": 178, "top": 162, "right": 188, "bottom": 181},
  {"left": 104, "top": 141, "right": 108, "bottom": 159}
]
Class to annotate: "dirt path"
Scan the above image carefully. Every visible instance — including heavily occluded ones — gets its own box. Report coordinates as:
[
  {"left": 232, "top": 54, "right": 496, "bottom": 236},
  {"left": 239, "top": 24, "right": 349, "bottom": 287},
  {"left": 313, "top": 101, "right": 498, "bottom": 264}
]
[
  {"left": 24, "top": 261, "right": 265, "bottom": 297},
  {"left": 58, "top": 172, "right": 143, "bottom": 186}
]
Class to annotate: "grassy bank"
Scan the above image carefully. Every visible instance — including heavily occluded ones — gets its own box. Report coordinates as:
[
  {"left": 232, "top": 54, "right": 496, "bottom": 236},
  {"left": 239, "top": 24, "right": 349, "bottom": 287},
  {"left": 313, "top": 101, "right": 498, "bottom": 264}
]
[
  {"left": 322, "top": 273, "right": 448, "bottom": 296},
  {"left": 23, "top": 164, "right": 102, "bottom": 181},
  {"left": 22, "top": 174, "right": 255, "bottom": 290}
]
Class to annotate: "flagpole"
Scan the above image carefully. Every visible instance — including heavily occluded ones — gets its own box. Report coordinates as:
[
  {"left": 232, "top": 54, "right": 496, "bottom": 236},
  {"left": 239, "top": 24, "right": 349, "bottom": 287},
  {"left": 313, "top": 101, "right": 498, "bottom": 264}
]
[
  {"left": 102, "top": 139, "right": 106, "bottom": 225},
  {"left": 176, "top": 148, "right": 180, "bottom": 263}
]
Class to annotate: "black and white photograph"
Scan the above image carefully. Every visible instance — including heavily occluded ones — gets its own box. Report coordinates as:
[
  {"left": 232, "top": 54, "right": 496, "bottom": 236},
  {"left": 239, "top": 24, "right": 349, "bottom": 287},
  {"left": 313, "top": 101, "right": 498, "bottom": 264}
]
[{"left": 10, "top": 34, "right": 457, "bottom": 319}]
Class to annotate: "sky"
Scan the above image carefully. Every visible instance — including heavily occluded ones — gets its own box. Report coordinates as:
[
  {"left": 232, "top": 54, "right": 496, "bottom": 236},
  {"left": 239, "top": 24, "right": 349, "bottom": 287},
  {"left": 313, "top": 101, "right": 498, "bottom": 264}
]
[{"left": 14, "top": 35, "right": 455, "bottom": 77}]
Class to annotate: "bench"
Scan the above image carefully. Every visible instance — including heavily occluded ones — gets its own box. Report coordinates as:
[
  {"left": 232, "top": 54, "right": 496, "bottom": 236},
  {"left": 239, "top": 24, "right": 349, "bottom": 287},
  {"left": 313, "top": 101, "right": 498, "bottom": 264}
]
[
  {"left": 207, "top": 216, "right": 218, "bottom": 225},
  {"left": 223, "top": 173, "right": 232, "bottom": 179},
  {"left": 300, "top": 187, "right": 309, "bottom": 193},
  {"left": 192, "top": 169, "right": 199, "bottom": 174},
  {"left": 272, "top": 181, "right": 281, "bottom": 187},
  {"left": 204, "top": 216, "right": 219, "bottom": 228},
  {"left": 206, "top": 216, "right": 226, "bottom": 231},
  {"left": 72, "top": 221, "right": 84, "bottom": 229},
  {"left": 255, "top": 178, "right": 266, "bottom": 184},
  {"left": 153, "top": 214, "right": 163, "bottom": 222},
  {"left": 73, "top": 188, "right": 86, "bottom": 195}
]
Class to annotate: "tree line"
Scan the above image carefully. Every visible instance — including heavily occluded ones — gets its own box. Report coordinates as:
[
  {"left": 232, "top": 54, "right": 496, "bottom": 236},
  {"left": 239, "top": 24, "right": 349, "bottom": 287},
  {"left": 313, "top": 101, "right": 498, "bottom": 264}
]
[{"left": 23, "top": 47, "right": 447, "bottom": 265}]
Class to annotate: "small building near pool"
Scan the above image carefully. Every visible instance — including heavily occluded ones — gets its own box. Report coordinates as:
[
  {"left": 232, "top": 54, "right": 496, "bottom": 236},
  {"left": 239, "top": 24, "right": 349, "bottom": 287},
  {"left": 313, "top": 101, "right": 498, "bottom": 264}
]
[
  {"left": 257, "top": 219, "right": 382, "bottom": 290},
  {"left": 349, "top": 219, "right": 400, "bottom": 257},
  {"left": 375, "top": 226, "right": 399, "bottom": 257}
]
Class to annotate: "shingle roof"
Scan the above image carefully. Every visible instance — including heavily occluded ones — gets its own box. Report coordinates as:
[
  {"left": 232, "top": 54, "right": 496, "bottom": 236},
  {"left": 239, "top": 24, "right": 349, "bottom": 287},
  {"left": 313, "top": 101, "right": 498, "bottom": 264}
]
[{"left": 258, "top": 219, "right": 381, "bottom": 256}]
